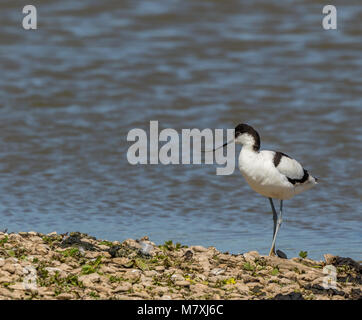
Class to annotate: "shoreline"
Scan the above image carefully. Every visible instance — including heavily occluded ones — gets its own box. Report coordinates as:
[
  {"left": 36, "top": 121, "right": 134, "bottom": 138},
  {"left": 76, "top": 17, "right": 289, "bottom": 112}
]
[{"left": 0, "top": 231, "right": 360, "bottom": 300}]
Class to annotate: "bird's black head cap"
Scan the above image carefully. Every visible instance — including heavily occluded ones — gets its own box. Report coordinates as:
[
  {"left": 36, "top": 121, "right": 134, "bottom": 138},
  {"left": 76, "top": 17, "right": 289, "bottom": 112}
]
[{"left": 234, "top": 123, "right": 260, "bottom": 151}]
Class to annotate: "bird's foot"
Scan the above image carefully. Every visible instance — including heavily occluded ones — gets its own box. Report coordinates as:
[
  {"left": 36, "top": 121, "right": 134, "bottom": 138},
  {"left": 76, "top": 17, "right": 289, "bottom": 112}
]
[
  {"left": 276, "top": 250, "right": 287, "bottom": 259},
  {"left": 269, "top": 248, "right": 287, "bottom": 259}
]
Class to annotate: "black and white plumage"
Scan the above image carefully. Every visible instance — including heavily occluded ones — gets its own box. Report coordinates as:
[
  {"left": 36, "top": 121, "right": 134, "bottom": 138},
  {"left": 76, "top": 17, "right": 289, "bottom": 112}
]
[
  {"left": 235, "top": 124, "right": 317, "bottom": 201},
  {"left": 216, "top": 123, "right": 318, "bottom": 256}
]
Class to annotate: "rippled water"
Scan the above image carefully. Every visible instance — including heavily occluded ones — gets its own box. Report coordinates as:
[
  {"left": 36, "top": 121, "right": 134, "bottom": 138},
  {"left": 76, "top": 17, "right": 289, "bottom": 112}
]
[{"left": 0, "top": 1, "right": 361, "bottom": 260}]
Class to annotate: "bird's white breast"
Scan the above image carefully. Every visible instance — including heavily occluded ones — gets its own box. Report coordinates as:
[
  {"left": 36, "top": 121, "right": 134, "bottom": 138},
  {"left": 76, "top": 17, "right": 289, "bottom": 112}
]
[{"left": 238, "top": 149, "right": 296, "bottom": 200}]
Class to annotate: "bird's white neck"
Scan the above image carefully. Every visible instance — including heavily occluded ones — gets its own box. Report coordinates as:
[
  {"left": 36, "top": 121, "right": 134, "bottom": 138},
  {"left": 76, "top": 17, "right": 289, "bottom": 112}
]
[{"left": 235, "top": 133, "right": 260, "bottom": 152}]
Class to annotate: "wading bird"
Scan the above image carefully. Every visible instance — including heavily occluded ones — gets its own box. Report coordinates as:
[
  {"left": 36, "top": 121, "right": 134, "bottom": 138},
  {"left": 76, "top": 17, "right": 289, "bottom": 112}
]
[{"left": 212, "top": 123, "right": 318, "bottom": 256}]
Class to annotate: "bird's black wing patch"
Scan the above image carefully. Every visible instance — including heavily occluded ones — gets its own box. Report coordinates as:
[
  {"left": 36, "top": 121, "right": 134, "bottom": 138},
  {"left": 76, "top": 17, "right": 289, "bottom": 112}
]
[
  {"left": 287, "top": 169, "right": 309, "bottom": 185},
  {"left": 273, "top": 151, "right": 291, "bottom": 167}
]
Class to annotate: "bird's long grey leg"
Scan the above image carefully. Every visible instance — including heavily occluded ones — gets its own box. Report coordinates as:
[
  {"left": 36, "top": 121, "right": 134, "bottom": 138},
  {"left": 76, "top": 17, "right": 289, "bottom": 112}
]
[
  {"left": 269, "top": 200, "right": 283, "bottom": 256},
  {"left": 269, "top": 198, "right": 278, "bottom": 237},
  {"left": 268, "top": 198, "right": 278, "bottom": 255}
]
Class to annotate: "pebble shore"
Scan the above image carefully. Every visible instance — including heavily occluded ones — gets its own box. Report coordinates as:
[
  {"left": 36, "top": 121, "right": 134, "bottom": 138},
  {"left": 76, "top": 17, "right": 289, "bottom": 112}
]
[{"left": 0, "top": 231, "right": 360, "bottom": 300}]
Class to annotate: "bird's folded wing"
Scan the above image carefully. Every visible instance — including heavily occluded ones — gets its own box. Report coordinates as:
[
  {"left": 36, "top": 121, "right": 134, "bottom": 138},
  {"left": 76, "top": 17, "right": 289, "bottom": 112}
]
[{"left": 274, "top": 152, "right": 307, "bottom": 182}]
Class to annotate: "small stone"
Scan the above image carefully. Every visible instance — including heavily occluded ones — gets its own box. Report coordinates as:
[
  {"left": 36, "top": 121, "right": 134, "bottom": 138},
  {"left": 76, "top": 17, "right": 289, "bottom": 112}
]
[
  {"left": 144, "top": 270, "right": 157, "bottom": 277},
  {"left": 113, "top": 282, "right": 132, "bottom": 292},
  {"left": 3, "top": 264, "right": 15, "bottom": 274},
  {"left": 94, "top": 284, "right": 111, "bottom": 294},
  {"left": 124, "top": 269, "right": 141, "bottom": 282},
  {"left": 99, "top": 265, "right": 117, "bottom": 274},
  {"left": 324, "top": 254, "right": 335, "bottom": 265},
  {"left": 269, "top": 275, "right": 280, "bottom": 282},
  {"left": 30, "top": 236, "right": 43, "bottom": 243},
  {"left": 132, "top": 291, "right": 151, "bottom": 299},
  {"left": 299, "top": 272, "right": 319, "bottom": 282},
  {"left": 243, "top": 251, "right": 259, "bottom": 263},
  {"left": 112, "top": 257, "right": 131, "bottom": 266},
  {"left": 85, "top": 252, "right": 99, "bottom": 259},
  {"left": 283, "top": 271, "right": 297, "bottom": 281},
  {"left": 198, "top": 256, "right": 210, "bottom": 272},
  {"left": 140, "top": 242, "right": 153, "bottom": 255},
  {"left": 246, "top": 282, "right": 261, "bottom": 288},
  {"left": 250, "top": 285, "right": 264, "bottom": 295},
  {"left": 133, "top": 283, "right": 144, "bottom": 292},
  {"left": 183, "top": 250, "right": 193, "bottom": 261},
  {"left": 243, "top": 274, "right": 259, "bottom": 283},
  {"left": 8, "top": 283, "right": 25, "bottom": 291},
  {"left": 45, "top": 267, "right": 66, "bottom": 279},
  {"left": 155, "top": 266, "right": 165, "bottom": 272},
  {"left": 38, "top": 288, "right": 55, "bottom": 296},
  {"left": 175, "top": 280, "right": 190, "bottom": 287},
  {"left": 190, "top": 283, "right": 209, "bottom": 293},
  {"left": 235, "top": 283, "right": 249, "bottom": 295},
  {"left": 211, "top": 268, "right": 225, "bottom": 276},
  {"left": 265, "top": 282, "right": 280, "bottom": 293},
  {"left": 0, "top": 277, "right": 11, "bottom": 284},
  {"left": 58, "top": 263, "right": 73, "bottom": 272},
  {"left": 228, "top": 293, "right": 243, "bottom": 299},
  {"left": 171, "top": 274, "right": 184, "bottom": 282},
  {"left": 197, "top": 274, "right": 207, "bottom": 281},
  {"left": 8, "top": 234, "right": 22, "bottom": 242},
  {"left": 56, "top": 293, "right": 73, "bottom": 300},
  {"left": 79, "top": 273, "right": 100, "bottom": 284},
  {"left": 192, "top": 246, "right": 207, "bottom": 252},
  {"left": 0, "top": 288, "right": 11, "bottom": 298},
  {"left": 153, "top": 286, "right": 169, "bottom": 296},
  {"left": 8, "top": 290, "right": 24, "bottom": 299},
  {"left": 274, "top": 292, "right": 304, "bottom": 300},
  {"left": 279, "top": 277, "right": 293, "bottom": 285}
]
